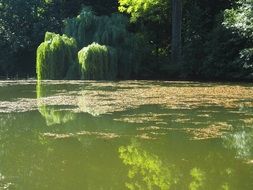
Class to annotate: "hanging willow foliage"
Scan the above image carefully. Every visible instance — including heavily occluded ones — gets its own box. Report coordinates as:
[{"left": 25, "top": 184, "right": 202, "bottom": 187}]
[
  {"left": 64, "top": 8, "right": 141, "bottom": 79},
  {"left": 78, "top": 43, "right": 118, "bottom": 80},
  {"left": 64, "top": 8, "right": 97, "bottom": 49},
  {"left": 36, "top": 32, "right": 80, "bottom": 80}
]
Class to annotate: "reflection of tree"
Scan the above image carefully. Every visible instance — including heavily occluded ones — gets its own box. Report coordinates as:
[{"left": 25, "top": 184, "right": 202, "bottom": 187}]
[
  {"left": 223, "top": 129, "right": 253, "bottom": 160},
  {"left": 119, "top": 140, "right": 177, "bottom": 190},
  {"left": 189, "top": 168, "right": 205, "bottom": 190},
  {"left": 36, "top": 80, "right": 75, "bottom": 126},
  {"left": 221, "top": 183, "right": 229, "bottom": 190},
  {"left": 0, "top": 113, "right": 55, "bottom": 189},
  {"left": 119, "top": 139, "right": 239, "bottom": 190},
  {"left": 0, "top": 172, "right": 13, "bottom": 189}
]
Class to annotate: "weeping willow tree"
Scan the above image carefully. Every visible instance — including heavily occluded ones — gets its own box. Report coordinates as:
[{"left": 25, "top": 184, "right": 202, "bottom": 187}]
[
  {"left": 36, "top": 8, "right": 140, "bottom": 80},
  {"left": 64, "top": 8, "right": 97, "bottom": 49},
  {"left": 64, "top": 8, "right": 130, "bottom": 49},
  {"left": 64, "top": 8, "right": 140, "bottom": 79},
  {"left": 78, "top": 43, "right": 118, "bottom": 80},
  {"left": 36, "top": 32, "right": 80, "bottom": 80}
]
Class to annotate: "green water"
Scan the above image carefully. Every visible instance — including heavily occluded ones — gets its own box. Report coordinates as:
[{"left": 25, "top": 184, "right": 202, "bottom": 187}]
[{"left": 0, "top": 80, "right": 253, "bottom": 190}]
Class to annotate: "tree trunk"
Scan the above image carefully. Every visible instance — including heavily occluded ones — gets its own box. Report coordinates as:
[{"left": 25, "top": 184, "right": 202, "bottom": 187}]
[{"left": 171, "top": 0, "right": 182, "bottom": 65}]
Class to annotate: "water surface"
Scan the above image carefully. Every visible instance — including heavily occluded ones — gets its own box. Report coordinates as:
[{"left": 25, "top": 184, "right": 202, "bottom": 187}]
[{"left": 0, "top": 80, "right": 253, "bottom": 190}]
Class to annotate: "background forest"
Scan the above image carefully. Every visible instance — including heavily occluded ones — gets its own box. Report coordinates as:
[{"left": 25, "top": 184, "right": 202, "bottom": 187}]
[{"left": 0, "top": 0, "right": 252, "bottom": 81}]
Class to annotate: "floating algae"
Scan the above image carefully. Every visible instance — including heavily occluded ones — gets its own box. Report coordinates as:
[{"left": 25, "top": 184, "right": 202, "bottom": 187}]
[{"left": 36, "top": 32, "right": 80, "bottom": 80}]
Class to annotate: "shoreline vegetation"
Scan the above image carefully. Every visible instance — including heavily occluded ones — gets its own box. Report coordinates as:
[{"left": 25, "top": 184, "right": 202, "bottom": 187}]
[{"left": 0, "top": 0, "right": 252, "bottom": 82}]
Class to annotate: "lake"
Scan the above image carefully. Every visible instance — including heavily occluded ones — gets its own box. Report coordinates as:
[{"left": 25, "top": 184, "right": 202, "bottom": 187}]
[{"left": 0, "top": 80, "right": 252, "bottom": 190}]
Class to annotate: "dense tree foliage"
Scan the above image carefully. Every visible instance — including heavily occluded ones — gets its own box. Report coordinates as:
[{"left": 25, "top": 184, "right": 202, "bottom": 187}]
[
  {"left": 224, "top": 0, "right": 253, "bottom": 37},
  {"left": 78, "top": 43, "right": 118, "bottom": 80},
  {"left": 182, "top": 0, "right": 237, "bottom": 79},
  {"left": 0, "top": 0, "right": 118, "bottom": 78},
  {"left": 223, "top": 0, "right": 253, "bottom": 78},
  {"left": 0, "top": 0, "right": 252, "bottom": 81},
  {"left": 37, "top": 9, "right": 140, "bottom": 80},
  {"left": 36, "top": 32, "right": 79, "bottom": 80},
  {"left": 118, "top": 0, "right": 171, "bottom": 78},
  {"left": 0, "top": 0, "right": 62, "bottom": 76}
]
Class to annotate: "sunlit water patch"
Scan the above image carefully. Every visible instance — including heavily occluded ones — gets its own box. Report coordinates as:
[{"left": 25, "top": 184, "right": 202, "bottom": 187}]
[{"left": 0, "top": 80, "right": 253, "bottom": 189}]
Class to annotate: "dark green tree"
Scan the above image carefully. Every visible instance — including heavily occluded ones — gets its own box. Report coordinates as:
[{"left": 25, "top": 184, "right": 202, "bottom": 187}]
[
  {"left": 181, "top": 0, "right": 243, "bottom": 80},
  {"left": 0, "top": 0, "right": 62, "bottom": 77},
  {"left": 118, "top": 0, "right": 171, "bottom": 78},
  {"left": 223, "top": 0, "right": 253, "bottom": 78}
]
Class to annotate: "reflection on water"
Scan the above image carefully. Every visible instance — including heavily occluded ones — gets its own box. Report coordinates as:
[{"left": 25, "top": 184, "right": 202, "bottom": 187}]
[
  {"left": 36, "top": 81, "right": 76, "bottom": 126},
  {"left": 0, "top": 80, "right": 253, "bottom": 189},
  {"left": 119, "top": 140, "right": 177, "bottom": 190},
  {"left": 189, "top": 168, "right": 205, "bottom": 190},
  {"left": 118, "top": 139, "right": 243, "bottom": 190},
  {"left": 0, "top": 173, "right": 13, "bottom": 189},
  {"left": 223, "top": 128, "right": 253, "bottom": 160}
]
